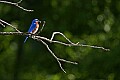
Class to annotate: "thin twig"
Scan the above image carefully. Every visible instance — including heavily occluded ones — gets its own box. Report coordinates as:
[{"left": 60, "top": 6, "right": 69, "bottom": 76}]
[
  {"left": 0, "top": 32, "right": 25, "bottom": 35},
  {"left": 40, "top": 21, "right": 46, "bottom": 33},
  {"left": 37, "top": 21, "right": 46, "bottom": 35},
  {"left": 0, "top": 19, "right": 21, "bottom": 32},
  {"left": 0, "top": 0, "right": 33, "bottom": 12},
  {"left": 17, "top": 0, "right": 22, "bottom": 4},
  {"left": 0, "top": 22, "right": 5, "bottom": 27}
]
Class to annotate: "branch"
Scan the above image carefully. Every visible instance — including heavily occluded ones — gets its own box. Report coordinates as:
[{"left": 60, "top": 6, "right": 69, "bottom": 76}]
[
  {"left": 0, "top": 31, "right": 110, "bottom": 51},
  {"left": 0, "top": 31, "right": 110, "bottom": 73},
  {"left": 0, "top": 19, "right": 21, "bottom": 32},
  {"left": 0, "top": 0, "right": 33, "bottom": 12},
  {"left": 35, "top": 32, "right": 110, "bottom": 51},
  {"left": 0, "top": 32, "right": 26, "bottom": 35},
  {"left": 39, "top": 39, "right": 77, "bottom": 73}
]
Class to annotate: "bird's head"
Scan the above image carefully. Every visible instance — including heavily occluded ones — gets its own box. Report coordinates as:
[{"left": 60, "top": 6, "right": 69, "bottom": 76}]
[{"left": 32, "top": 19, "right": 41, "bottom": 24}]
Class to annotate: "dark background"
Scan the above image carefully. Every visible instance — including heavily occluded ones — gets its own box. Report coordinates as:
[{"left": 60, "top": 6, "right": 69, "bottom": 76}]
[{"left": 0, "top": 0, "right": 120, "bottom": 80}]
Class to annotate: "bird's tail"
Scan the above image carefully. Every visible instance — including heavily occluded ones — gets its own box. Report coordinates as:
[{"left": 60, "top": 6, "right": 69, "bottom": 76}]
[{"left": 24, "top": 37, "right": 28, "bottom": 43}]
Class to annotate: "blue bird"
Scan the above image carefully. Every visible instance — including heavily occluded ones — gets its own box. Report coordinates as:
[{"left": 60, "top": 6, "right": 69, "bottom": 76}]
[{"left": 24, "top": 19, "right": 40, "bottom": 43}]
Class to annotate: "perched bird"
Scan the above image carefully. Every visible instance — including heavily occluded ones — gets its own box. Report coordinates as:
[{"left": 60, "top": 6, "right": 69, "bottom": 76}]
[{"left": 24, "top": 19, "right": 40, "bottom": 43}]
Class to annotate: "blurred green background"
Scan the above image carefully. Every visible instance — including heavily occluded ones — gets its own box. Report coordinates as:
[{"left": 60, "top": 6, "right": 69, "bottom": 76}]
[{"left": 0, "top": 0, "right": 120, "bottom": 80}]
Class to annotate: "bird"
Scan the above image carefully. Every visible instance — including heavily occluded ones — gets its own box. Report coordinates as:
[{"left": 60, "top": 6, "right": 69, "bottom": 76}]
[{"left": 24, "top": 19, "right": 40, "bottom": 43}]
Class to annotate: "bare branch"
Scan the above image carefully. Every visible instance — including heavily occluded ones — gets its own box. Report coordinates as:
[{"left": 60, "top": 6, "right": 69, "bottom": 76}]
[
  {"left": 0, "top": 19, "right": 21, "bottom": 32},
  {"left": 0, "top": 31, "right": 109, "bottom": 51},
  {"left": 35, "top": 32, "right": 110, "bottom": 51},
  {"left": 37, "top": 39, "right": 77, "bottom": 73},
  {"left": 0, "top": 31, "right": 110, "bottom": 73},
  {"left": 0, "top": 0, "right": 33, "bottom": 12},
  {"left": 39, "top": 39, "right": 67, "bottom": 73}
]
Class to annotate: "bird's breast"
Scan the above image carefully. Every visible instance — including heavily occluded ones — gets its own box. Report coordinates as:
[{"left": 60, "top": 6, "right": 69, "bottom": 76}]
[{"left": 32, "top": 23, "right": 39, "bottom": 34}]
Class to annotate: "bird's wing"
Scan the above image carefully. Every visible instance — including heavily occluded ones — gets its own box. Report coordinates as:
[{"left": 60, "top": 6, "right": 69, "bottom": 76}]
[
  {"left": 28, "top": 23, "right": 36, "bottom": 33},
  {"left": 24, "top": 22, "right": 36, "bottom": 43}
]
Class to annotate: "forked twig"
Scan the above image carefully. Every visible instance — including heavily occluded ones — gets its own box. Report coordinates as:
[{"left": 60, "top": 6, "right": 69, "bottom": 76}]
[
  {"left": 0, "top": 0, "right": 33, "bottom": 12},
  {"left": 49, "top": 32, "right": 110, "bottom": 51},
  {"left": 36, "top": 39, "right": 78, "bottom": 73},
  {"left": 35, "top": 32, "right": 110, "bottom": 51}
]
